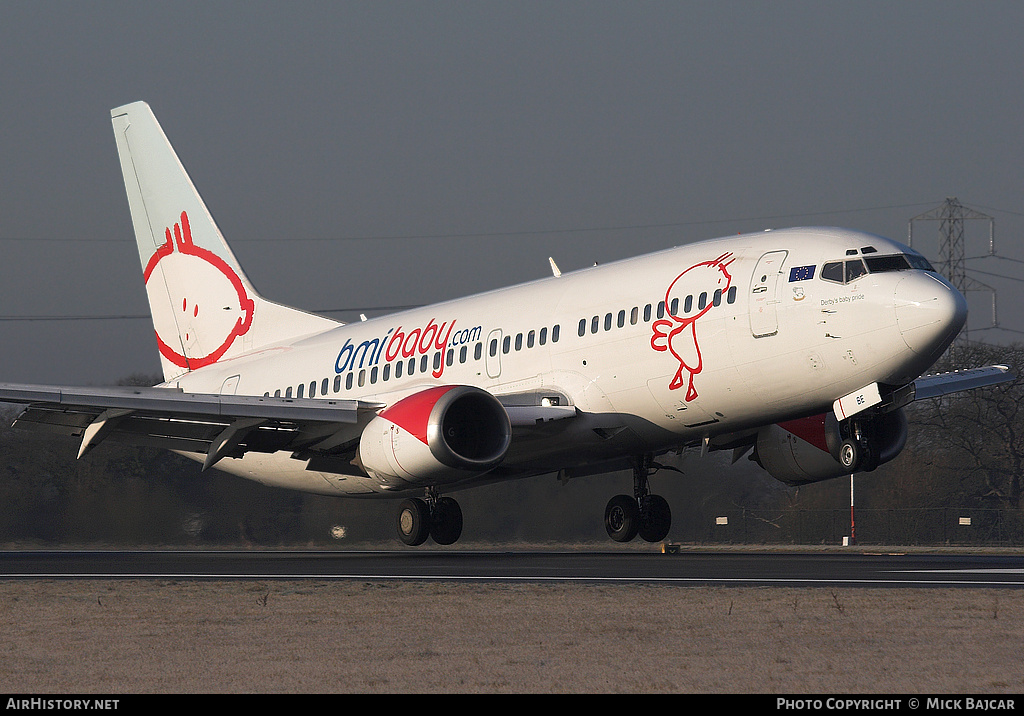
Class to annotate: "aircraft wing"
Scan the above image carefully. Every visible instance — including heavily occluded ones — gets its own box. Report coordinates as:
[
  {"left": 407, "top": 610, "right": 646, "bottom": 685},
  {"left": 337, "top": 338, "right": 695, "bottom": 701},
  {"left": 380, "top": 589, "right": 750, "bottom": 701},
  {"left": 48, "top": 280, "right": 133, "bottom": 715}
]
[
  {"left": 0, "top": 382, "right": 383, "bottom": 471},
  {"left": 909, "top": 364, "right": 1015, "bottom": 400},
  {"left": 856, "top": 363, "right": 1017, "bottom": 418},
  {"left": 0, "top": 382, "right": 579, "bottom": 475}
]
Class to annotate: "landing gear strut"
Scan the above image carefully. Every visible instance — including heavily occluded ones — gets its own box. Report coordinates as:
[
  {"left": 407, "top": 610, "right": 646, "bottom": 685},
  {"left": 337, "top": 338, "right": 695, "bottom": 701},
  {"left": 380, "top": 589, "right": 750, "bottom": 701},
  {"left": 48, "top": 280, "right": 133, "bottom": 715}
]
[
  {"left": 396, "top": 488, "right": 463, "bottom": 546},
  {"left": 604, "top": 454, "right": 672, "bottom": 543},
  {"left": 838, "top": 419, "right": 878, "bottom": 473}
]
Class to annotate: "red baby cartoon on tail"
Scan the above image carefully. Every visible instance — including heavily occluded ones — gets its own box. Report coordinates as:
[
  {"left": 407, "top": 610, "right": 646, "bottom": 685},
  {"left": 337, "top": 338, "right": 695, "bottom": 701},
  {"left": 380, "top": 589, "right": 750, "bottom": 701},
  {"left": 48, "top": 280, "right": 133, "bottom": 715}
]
[
  {"left": 650, "top": 252, "right": 734, "bottom": 401},
  {"left": 143, "top": 211, "right": 255, "bottom": 369}
]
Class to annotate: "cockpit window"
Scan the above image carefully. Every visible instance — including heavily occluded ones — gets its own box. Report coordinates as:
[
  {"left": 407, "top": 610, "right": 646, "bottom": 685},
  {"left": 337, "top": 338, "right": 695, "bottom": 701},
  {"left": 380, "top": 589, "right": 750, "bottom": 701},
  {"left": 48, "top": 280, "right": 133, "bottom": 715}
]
[
  {"left": 821, "top": 253, "right": 935, "bottom": 284},
  {"left": 846, "top": 259, "right": 867, "bottom": 282},
  {"left": 864, "top": 253, "right": 935, "bottom": 274},
  {"left": 905, "top": 254, "right": 935, "bottom": 271},
  {"left": 821, "top": 261, "right": 844, "bottom": 283},
  {"left": 864, "top": 255, "right": 912, "bottom": 273},
  {"left": 821, "top": 259, "right": 867, "bottom": 285}
]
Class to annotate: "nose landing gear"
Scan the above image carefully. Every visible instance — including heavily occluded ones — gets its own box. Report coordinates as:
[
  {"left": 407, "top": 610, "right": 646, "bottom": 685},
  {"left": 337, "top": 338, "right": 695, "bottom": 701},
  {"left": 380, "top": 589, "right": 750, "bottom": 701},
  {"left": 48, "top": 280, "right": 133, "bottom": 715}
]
[{"left": 838, "top": 419, "right": 880, "bottom": 474}]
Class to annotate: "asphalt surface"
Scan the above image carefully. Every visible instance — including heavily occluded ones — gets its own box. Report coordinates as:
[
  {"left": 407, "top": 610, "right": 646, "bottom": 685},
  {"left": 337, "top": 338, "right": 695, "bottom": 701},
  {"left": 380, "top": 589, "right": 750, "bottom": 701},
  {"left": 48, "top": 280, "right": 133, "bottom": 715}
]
[{"left": 3, "top": 548, "right": 1024, "bottom": 587}]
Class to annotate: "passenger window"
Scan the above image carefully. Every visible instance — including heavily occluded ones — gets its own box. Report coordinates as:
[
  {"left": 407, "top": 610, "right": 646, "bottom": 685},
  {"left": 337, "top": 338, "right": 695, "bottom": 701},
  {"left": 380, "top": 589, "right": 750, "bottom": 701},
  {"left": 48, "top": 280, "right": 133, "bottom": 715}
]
[
  {"left": 285, "top": 387, "right": 293, "bottom": 398},
  {"left": 370, "top": 367, "right": 378, "bottom": 384},
  {"left": 490, "top": 339, "right": 498, "bottom": 357},
  {"left": 713, "top": 289, "right": 722, "bottom": 307},
  {"left": 308, "top": 381, "right": 316, "bottom": 397},
  {"left": 578, "top": 318, "right": 586, "bottom": 337},
  {"left": 727, "top": 286, "right": 737, "bottom": 303},
  {"left": 604, "top": 313, "right": 612, "bottom": 331},
  {"left": 460, "top": 345, "right": 468, "bottom": 363},
  {"left": 297, "top": 384, "right": 304, "bottom": 398},
  {"left": 630, "top": 307, "right": 638, "bottom": 325},
  {"left": 617, "top": 310, "right": 625, "bottom": 328},
  {"left": 420, "top": 355, "right": 428, "bottom": 373},
  {"left": 657, "top": 301, "right": 665, "bottom": 319},
  {"left": 474, "top": 342, "right": 482, "bottom": 360},
  {"left": 333, "top": 375, "right": 341, "bottom": 393},
  {"left": 515, "top": 333, "right": 523, "bottom": 350},
  {"left": 395, "top": 360, "right": 404, "bottom": 379},
  {"left": 670, "top": 298, "right": 678, "bottom": 315},
  {"left": 684, "top": 295, "right": 693, "bottom": 313},
  {"left": 503, "top": 336, "right": 511, "bottom": 354},
  {"left": 591, "top": 316, "right": 599, "bottom": 334},
  {"left": 274, "top": 389, "right": 281, "bottom": 397},
  {"left": 552, "top": 325, "right": 559, "bottom": 342},
  {"left": 698, "top": 292, "right": 707, "bottom": 310},
  {"left": 383, "top": 364, "right": 390, "bottom": 381},
  {"left": 446, "top": 349, "right": 454, "bottom": 366},
  {"left": 346, "top": 373, "right": 354, "bottom": 390},
  {"left": 433, "top": 352, "right": 441, "bottom": 371},
  {"left": 540, "top": 327, "right": 548, "bottom": 345},
  {"left": 643, "top": 304, "right": 652, "bottom": 322},
  {"left": 408, "top": 357, "right": 416, "bottom": 375},
  {"left": 527, "top": 330, "right": 535, "bottom": 348}
]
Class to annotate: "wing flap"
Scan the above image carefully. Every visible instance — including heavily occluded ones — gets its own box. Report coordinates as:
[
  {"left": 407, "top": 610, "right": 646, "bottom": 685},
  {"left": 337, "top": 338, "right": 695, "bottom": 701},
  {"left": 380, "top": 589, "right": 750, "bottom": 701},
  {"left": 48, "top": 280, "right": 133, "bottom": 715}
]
[
  {"left": 0, "top": 382, "right": 372, "bottom": 422},
  {"left": 0, "top": 382, "right": 382, "bottom": 469}
]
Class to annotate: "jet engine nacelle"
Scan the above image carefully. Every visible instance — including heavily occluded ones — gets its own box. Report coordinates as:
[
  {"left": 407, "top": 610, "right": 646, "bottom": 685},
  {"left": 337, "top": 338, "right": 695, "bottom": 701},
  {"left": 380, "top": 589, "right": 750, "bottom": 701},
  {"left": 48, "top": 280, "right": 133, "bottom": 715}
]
[
  {"left": 753, "top": 409, "right": 908, "bottom": 486},
  {"left": 358, "top": 385, "right": 512, "bottom": 488}
]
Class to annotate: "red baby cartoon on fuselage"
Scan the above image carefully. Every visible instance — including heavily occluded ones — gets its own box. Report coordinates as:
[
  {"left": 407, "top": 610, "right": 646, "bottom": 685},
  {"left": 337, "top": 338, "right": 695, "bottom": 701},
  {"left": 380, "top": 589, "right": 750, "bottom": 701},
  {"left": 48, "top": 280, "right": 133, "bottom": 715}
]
[
  {"left": 650, "top": 252, "right": 734, "bottom": 401},
  {"left": 143, "top": 211, "right": 254, "bottom": 369}
]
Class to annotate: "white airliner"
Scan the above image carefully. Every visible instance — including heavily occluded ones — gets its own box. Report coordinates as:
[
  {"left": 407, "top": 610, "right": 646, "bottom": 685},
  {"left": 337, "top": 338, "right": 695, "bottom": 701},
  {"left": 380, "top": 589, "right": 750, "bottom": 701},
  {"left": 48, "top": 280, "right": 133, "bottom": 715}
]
[{"left": 0, "top": 102, "right": 1012, "bottom": 545}]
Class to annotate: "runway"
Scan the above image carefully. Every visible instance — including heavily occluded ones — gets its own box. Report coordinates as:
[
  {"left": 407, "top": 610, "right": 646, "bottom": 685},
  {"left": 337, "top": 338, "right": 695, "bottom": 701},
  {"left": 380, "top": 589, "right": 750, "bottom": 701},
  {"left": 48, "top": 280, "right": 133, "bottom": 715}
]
[{"left": 3, "top": 548, "right": 1024, "bottom": 587}]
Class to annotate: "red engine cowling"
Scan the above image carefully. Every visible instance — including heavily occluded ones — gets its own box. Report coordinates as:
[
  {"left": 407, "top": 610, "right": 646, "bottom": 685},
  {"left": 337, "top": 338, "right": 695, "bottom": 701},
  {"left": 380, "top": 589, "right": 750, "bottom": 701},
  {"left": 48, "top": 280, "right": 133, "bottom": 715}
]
[
  {"left": 358, "top": 385, "right": 512, "bottom": 488},
  {"left": 753, "top": 409, "right": 908, "bottom": 485}
]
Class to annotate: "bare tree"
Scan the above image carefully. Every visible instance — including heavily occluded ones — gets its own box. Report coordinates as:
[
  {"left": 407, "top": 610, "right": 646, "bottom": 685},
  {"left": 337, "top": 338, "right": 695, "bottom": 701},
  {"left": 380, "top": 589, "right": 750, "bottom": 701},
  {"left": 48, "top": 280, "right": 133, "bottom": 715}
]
[{"left": 907, "top": 342, "right": 1024, "bottom": 509}]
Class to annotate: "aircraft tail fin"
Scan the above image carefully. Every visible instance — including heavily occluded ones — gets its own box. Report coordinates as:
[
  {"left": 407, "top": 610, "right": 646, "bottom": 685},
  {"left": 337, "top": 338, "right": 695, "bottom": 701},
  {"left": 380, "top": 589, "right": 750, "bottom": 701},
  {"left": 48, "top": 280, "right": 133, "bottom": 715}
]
[{"left": 110, "top": 101, "right": 339, "bottom": 382}]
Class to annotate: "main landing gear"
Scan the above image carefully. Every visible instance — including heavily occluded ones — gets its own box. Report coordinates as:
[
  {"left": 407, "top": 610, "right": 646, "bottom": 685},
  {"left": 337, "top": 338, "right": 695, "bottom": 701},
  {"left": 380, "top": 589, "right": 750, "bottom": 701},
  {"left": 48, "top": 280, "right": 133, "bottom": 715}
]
[
  {"left": 604, "top": 455, "right": 672, "bottom": 543},
  {"left": 396, "top": 488, "right": 463, "bottom": 546}
]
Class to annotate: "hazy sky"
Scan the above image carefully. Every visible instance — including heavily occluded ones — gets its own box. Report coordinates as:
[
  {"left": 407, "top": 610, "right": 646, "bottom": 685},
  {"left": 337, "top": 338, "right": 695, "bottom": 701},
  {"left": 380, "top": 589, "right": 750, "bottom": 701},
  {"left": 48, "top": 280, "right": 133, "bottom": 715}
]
[{"left": 1, "top": 1, "right": 1022, "bottom": 384}]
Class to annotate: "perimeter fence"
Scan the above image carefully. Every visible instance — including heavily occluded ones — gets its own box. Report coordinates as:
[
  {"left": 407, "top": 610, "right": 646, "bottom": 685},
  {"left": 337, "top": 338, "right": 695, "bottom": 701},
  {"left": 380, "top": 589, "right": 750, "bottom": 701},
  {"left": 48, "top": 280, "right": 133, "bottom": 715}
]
[{"left": 676, "top": 507, "right": 1024, "bottom": 546}]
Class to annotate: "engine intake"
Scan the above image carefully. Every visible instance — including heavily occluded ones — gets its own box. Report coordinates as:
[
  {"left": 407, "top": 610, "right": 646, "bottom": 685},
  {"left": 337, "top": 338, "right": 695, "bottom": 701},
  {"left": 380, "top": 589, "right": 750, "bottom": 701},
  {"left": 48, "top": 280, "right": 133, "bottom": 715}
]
[{"left": 358, "top": 385, "right": 512, "bottom": 488}]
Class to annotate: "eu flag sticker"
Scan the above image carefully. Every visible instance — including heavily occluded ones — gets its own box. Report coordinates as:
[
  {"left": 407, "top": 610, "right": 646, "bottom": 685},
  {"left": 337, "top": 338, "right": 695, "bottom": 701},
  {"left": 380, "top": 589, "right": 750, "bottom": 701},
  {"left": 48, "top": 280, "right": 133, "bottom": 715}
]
[{"left": 789, "top": 265, "right": 816, "bottom": 282}]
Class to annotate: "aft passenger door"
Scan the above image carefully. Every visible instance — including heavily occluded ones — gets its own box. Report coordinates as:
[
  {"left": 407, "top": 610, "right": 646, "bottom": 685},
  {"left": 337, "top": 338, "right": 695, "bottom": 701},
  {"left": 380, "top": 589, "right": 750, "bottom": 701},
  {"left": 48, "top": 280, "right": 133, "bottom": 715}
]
[{"left": 749, "top": 250, "right": 788, "bottom": 338}]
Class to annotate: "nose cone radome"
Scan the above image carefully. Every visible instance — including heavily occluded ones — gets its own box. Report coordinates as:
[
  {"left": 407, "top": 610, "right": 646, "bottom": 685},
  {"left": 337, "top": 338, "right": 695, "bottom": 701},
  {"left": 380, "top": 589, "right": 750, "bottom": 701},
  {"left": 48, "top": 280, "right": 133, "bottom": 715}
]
[{"left": 894, "top": 273, "right": 967, "bottom": 358}]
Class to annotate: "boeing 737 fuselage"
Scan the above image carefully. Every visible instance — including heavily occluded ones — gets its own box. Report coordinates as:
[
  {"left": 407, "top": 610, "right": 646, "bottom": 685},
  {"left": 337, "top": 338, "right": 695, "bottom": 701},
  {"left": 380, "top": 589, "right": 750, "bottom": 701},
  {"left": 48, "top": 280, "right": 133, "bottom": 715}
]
[{"left": 0, "top": 102, "right": 1011, "bottom": 546}]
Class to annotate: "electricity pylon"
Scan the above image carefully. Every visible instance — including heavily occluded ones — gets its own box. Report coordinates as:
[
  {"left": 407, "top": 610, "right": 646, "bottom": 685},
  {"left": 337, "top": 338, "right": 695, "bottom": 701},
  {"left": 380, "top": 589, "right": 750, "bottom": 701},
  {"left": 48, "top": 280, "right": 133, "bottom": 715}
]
[{"left": 908, "top": 197, "right": 996, "bottom": 365}]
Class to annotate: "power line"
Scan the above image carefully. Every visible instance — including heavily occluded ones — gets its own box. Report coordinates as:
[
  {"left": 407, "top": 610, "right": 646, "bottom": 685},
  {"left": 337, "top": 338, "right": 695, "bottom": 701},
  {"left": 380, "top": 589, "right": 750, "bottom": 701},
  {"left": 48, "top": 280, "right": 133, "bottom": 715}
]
[
  {"left": 0, "top": 201, "right": 939, "bottom": 244},
  {"left": 967, "top": 268, "right": 1024, "bottom": 284},
  {"left": 0, "top": 304, "right": 423, "bottom": 323},
  {"left": 967, "top": 253, "right": 1024, "bottom": 264}
]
